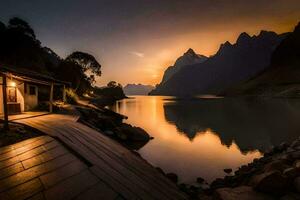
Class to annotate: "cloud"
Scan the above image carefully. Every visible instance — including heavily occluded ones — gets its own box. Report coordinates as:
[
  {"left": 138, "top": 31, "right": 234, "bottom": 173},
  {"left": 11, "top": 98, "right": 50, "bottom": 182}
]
[{"left": 130, "top": 51, "right": 145, "bottom": 58}]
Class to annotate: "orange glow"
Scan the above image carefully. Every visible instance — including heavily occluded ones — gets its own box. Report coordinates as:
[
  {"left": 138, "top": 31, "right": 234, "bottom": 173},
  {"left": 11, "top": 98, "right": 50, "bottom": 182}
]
[
  {"left": 97, "top": 17, "right": 300, "bottom": 86},
  {"left": 113, "top": 96, "right": 262, "bottom": 183},
  {"left": 9, "top": 81, "right": 16, "bottom": 87}
]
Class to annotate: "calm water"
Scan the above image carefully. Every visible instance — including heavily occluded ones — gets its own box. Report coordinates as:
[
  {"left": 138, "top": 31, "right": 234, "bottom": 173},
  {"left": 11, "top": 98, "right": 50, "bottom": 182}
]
[{"left": 110, "top": 96, "right": 300, "bottom": 184}]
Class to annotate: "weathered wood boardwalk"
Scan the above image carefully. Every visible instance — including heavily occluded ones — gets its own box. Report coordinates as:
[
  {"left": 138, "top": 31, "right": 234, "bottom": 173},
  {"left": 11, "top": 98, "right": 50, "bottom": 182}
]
[{"left": 2, "top": 113, "right": 187, "bottom": 200}]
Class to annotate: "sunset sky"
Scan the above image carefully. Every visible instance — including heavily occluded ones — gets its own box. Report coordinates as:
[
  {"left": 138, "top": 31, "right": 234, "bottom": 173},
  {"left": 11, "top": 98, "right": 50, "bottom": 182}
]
[{"left": 0, "top": 0, "right": 300, "bottom": 86}]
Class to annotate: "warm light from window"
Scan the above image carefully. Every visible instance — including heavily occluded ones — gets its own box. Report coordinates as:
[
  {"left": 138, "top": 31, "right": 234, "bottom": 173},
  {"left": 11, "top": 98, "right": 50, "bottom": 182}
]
[{"left": 10, "top": 81, "right": 16, "bottom": 87}]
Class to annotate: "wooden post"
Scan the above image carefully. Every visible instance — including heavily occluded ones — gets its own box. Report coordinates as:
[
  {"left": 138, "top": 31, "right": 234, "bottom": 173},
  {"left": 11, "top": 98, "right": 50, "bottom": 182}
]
[
  {"left": 63, "top": 84, "right": 66, "bottom": 103},
  {"left": 49, "top": 83, "right": 54, "bottom": 113},
  {"left": 2, "top": 74, "right": 9, "bottom": 130}
]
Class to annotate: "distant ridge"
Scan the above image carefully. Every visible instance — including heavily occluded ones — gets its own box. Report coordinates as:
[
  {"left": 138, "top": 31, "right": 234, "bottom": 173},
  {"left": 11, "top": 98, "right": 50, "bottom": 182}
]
[
  {"left": 123, "top": 84, "right": 154, "bottom": 95},
  {"left": 149, "top": 30, "right": 287, "bottom": 96}
]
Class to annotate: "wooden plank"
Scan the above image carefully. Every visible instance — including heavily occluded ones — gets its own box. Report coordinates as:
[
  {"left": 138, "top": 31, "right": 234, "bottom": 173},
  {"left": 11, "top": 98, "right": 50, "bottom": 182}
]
[
  {"left": 53, "top": 127, "right": 157, "bottom": 199},
  {"left": 0, "top": 137, "right": 54, "bottom": 162},
  {"left": 90, "top": 166, "right": 138, "bottom": 200},
  {"left": 22, "top": 146, "right": 69, "bottom": 169},
  {"left": 74, "top": 180, "right": 118, "bottom": 200},
  {"left": 27, "top": 192, "right": 45, "bottom": 200},
  {"left": 0, "top": 156, "right": 20, "bottom": 170},
  {"left": 27, "top": 121, "right": 185, "bottom": 199},
  {"left": 0, "top": 153, "right": 76, "bottom": 192},
  {"left": 40, "top": 160, "right": 87, "bottom": 189},
  {"left": 0, "top": 178, "right": 44, "bottom": 200},
  {"left": 25, "top": 119, "right": 185, "bottom": 199},
  {"left": 42, "top": 133, "right": 139, "bottom": 200},
  {"left": 43, "top": 170, "right": 99, "bottom": 200},
  {"left": 0, "top": 162, "right": 24, "bottom": 179},
  {"left": 69, "top": 123, "right": 185, "bottom": 199},
  {"left": 14, "top": 114, "right": 187, "bottom": 199},
  {"left": 68, "top": 129, "right": 168, "bottom": 200},
  {"left": 0, "top": 140, "right": 61, "bottom": 170}
]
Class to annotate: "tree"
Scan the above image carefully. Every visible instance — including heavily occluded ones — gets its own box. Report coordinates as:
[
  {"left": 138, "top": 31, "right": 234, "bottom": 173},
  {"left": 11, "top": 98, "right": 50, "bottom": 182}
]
[
  {"left": 8, "top": 17, "right": 36, "bottom": 39},
  {"left": 66, "top": 51, "right": 101, "bottom": 83},
  {"left": 0, "top": 21, "right": 6, "bottom": 33},
  {"left": 107, "top": 81, "right": 117, "bottom": 88},
  {"left": 57, "top": 51, "right": 102, "bottom": 95}
]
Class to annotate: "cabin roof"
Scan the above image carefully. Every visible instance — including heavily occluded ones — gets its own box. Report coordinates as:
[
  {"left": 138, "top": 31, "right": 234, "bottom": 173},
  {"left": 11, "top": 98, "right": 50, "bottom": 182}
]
[{"left": 0, "top": 65, "right": 70, "bottom": 86}]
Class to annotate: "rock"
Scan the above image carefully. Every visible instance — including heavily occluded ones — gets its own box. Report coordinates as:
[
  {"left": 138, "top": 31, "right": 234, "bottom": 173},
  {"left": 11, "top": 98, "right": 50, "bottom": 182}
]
[
  {"left": 287, "top": 147, "right": 295, "bottom": 153},
  {"left": 280, "top": 192, "right": 300, "bottom": 200},
  {"left": 263, "top": 160, "right": 290, "bottom": 172},
  {"left": 118, "top": 124, "right": 150, "bottom": 141},
  {"left": 283, "top": 167, "right": 300, "bottom": 179},
  {"left": 278, "top": 142, "right": 289, "bottom": 152},
  {"left": 289, "top": 151, "right": 300, "bottom": 160},
  {"left": 294, "top": 160, "right": 300, "bottom": 168},
  {"left": 155, "top": 167, "right": 165, "bottom": 175},
  {"left": 104, "top": 130, "right": 114, "bottom": 136},
  {"left": 224, "top": 168, "right": 233, "bottom": 174},
  {"left": 197, "top": 177, "right": 205, "bottom": 184},
  {"left": 250, "top": 170, "right": 288, "bottom": 195},
  {"left": 211, "top": 178, "right": 227, "bottom": 190},
  {"left": 291, "top": 140, "right": 300, "bottom": 149},
  {"left": 166, "top": 173, "right": 178, "bottom": 183},
  {"left": 214, "top": 186, "right": 273, "bottom": 200},
  {"left": 115, "top": 129, "right": 128, "bottom": 140},
  {"left": 179, "top": 183, "right": 188, "bottom": 193},
  {"left": 197, "top": 194, "right": 213, "bottom": 200},
  {"left": 294, "top": 177, "right": 300, "bottom": 193}
]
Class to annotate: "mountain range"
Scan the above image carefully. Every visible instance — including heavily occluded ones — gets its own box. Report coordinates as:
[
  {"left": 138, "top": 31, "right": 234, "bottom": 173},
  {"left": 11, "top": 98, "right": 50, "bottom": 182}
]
[
  {"left": 123, "top": 84, "right": 155, "bottom": 95},
  {"left": 225, "top": 22, "right": 300, "bottom": 97},
  {"left": 149, "top": 30, "right": 288, "bottom": 96}
]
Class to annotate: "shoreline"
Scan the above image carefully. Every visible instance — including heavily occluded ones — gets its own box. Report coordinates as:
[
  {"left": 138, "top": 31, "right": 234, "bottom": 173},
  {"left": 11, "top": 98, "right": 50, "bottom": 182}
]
[{"left": 95, "top": 96, "right": 300, "bottom": 199}]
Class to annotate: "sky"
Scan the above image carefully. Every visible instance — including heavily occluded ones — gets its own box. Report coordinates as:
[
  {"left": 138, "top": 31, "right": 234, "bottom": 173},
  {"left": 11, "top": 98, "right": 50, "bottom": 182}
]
[{"left": 0, "top": 0, "right": 300, "bottom": 86}]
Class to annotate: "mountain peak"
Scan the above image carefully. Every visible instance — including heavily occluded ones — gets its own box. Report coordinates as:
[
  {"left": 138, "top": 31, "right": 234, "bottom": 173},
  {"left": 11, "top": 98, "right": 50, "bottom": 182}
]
[
  {"left": 236, "top": 32, "right": 251, "bottom": 44},
  {"left": 184, "top": 48, "right": 197, "bottom": 57},
  {"left": 258, "top": 30, "right": 278, "bottom": 38},
  {"left": 294, "top": 21, "right": 300, "bottom": 33}
]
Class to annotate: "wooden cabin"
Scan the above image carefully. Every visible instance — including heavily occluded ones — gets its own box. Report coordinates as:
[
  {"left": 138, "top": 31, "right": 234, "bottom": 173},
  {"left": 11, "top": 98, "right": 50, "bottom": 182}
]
[{"left": 0, "top": 66, "right": 68, "bottom": 116}]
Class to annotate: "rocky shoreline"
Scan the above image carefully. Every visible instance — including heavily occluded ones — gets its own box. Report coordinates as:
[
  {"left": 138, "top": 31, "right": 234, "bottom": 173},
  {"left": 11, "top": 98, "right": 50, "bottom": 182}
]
[
  {"left": 76, "top": 105, "right": 152, "bottom": 150},
  {"left": 164, "top": 139, "right": 300, "bottom": 199}
]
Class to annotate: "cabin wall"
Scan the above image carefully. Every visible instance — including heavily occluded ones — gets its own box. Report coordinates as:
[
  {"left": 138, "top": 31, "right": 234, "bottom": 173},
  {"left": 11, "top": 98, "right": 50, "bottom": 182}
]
[
  {"left": 13, "top": 79, "right": 25, "bottom": 112},
  {"left": 24, "top": 84, "right": 38, "bottom": 111},
  {"left": 0, "top": 78, "right": 25, "bottom": 115}
]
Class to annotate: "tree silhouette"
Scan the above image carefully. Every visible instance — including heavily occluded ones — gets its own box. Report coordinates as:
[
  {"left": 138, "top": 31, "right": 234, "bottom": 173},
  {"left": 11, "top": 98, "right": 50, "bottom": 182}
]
[
  {"left": 0, "top": 17, "right": 106, "bottom": 97},
  {"left": 66, "top": 52, "right": 101, "bottom": 75},
  {"left": 0, "top": 21, "right": 5, "bottom": 33},
  {"left": 8, "top": 17, "right": 36, "bottom": 39},
  {"left": 107, "top": 81, "right": 117, "bottom": 88}
]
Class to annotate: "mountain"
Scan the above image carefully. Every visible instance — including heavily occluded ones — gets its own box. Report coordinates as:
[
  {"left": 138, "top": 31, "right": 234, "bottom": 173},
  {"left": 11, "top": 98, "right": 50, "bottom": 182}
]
[
  {"left": 123, "top": 84, "right": 155, "bottom": 95},
  {"left": 225, "top": 22, "right": 300, "bottom": 97},
  {"left": 160, "top": 48, "right": 208, "bottom": 84},
  {"left": 149, "top": 31, "right": 287, "bottom": 96}
]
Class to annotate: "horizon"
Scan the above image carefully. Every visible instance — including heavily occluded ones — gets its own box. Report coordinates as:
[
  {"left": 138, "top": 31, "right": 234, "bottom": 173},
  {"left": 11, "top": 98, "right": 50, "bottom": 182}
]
[{"left": 1, "top": 0, "right": 299, "bottom": 86}]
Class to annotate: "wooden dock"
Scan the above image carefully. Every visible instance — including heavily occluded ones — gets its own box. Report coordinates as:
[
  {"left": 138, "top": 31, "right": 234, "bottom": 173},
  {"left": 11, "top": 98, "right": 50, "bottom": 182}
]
[{"left": 0, "top": 113, "right": 187, "bottom": 200}]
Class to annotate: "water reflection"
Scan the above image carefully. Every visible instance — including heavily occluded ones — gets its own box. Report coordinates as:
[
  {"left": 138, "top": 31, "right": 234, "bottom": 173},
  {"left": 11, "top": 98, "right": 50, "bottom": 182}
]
[
  {"left": 164, "top": 98, "right": 300, "bottom": 153},
  {"left": 111, "top": 96, "right": 300, "bottom": 183}
]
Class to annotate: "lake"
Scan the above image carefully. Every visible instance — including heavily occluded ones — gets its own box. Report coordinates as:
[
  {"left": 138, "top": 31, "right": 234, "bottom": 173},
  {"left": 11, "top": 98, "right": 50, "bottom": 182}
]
[{"left": 109, "top": 96, "right": 300, "bottom": 184}]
